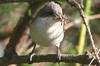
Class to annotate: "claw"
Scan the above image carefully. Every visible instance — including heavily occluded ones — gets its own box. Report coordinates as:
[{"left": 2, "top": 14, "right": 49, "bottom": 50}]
[
  {"left": 28, "top": 42, "right": 36, "bottom": 64},
  {"left": 29, "top": 53, "right": 35, "bottom": 64}
]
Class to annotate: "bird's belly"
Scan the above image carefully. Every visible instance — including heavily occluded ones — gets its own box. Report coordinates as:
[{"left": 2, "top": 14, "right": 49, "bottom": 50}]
[{"left": 30, "top": 18, "right": 64, "bottom": 46}]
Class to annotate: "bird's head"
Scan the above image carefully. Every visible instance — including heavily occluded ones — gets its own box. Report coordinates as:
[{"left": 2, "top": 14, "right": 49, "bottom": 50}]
[{"left": 38, "top": 1, "right": 65, "bottom": 21}]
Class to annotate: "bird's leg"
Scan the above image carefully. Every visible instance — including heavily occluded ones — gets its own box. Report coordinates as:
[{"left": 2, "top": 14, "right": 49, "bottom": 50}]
[
  {"left": 28, "top": 41, "right": 36, "bottom": 64},
  {"left": 56, "top": 45, "right": 61, "bottom": 61}
]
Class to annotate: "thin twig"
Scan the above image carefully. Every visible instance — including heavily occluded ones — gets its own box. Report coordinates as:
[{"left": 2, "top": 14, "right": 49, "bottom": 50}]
[
  {"left": 88, "top": 50, "right": 100, "bottom": 66},
  {"left": 64, "top": 14, "right": 100, "bottom": 30},
  {"left": 89, "top": 14, "right": 100, "bottom": 20},
  {"left": 66, "top": 0, "right": 100, "bottom": 65},
  {"left": 88, "top": 57, "right": 95, "bottom": 66},
  {"left": 78, "top": 4, "right": 100, "bottom": 65}
]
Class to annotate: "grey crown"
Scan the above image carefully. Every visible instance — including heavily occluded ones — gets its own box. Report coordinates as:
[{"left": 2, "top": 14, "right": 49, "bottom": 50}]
[{"left": 37, "top": 1, "right": 63, "bottom": 18}]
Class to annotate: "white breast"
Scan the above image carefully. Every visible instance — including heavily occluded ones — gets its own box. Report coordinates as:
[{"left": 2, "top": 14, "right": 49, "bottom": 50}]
[{"left": 30, "top": 17, "right": 64, "bottom": 47}]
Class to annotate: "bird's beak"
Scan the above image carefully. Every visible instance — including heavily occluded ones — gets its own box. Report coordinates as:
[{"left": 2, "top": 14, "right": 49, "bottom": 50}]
[{"left": 54, "top": 14, "right": 66, "bottom": 22}]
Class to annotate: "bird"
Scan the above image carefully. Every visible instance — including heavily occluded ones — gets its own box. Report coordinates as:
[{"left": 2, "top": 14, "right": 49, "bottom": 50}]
[{"left": 29, "top": 1, "right": 67, "bottom": 61}]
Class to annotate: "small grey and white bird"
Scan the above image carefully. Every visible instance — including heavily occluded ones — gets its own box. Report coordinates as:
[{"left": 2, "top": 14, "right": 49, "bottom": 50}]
[{"left": 30, "top": 1, "right": 66, "bottom": 60}]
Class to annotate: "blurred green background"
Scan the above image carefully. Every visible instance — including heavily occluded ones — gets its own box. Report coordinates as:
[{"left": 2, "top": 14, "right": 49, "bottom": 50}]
[{"left": 0, "top": 0, "right": 100, "bottom": 66}]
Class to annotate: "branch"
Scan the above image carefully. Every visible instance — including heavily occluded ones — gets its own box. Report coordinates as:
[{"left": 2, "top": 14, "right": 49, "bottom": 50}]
[
  {"left": 0, "top": 54, "right": 99, "bottom": 65},
  {"left": 89, "top": 14, "right": 100, "bottom": 20},
  {"left": 66, "top": 0, "right": 100, "bottom": 65},
  {"left": 64, "top": 14, "right": 100, "bottom": 30}
]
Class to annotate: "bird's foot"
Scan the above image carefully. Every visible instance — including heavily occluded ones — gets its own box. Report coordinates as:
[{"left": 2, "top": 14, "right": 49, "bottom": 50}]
[
  {"left": 57, "top": 47, "right": 61, "bottom": 66},
  {"left": 28, "top": 53, "right": 35, "bottom": 64},
  {"left": 56, "top": 46, "right": 61, "bottom": 61},
  {"left": 28, "top": 42, "right": 36, "bottom": 64},
  {"left": 57, "top": 52, "right": 61, "bottom": 61}
]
